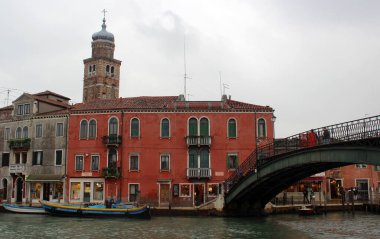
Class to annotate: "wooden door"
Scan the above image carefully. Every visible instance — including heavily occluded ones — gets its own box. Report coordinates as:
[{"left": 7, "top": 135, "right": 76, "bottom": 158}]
[{"left": 160, "top": 184, "right": 170, "bottom": 206}]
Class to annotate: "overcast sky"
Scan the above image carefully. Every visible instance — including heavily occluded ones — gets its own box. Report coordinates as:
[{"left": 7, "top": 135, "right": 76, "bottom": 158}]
[{"left": 0, "top": 0, "right": 379, "bottom": 137}]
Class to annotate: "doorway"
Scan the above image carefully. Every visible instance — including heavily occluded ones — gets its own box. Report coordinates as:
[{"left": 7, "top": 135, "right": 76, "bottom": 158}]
[
  {"left": 356, "top": 179, "right": 369, "bottom": 201},
  {"left": 330, "top": 179, "right": 343, "bottom": 199},
  {"left": 159, "top": 184, "right": 170, "bottom": 206},
  {"left": 16, "top": 178, "right": 23, "bottom": 203},
  {"left": 194, "top": 184, "right": 205, "bottom": 206},
  {"left": 2, "top": 178, "right": 7, "bottom": 201},
  {"left": 83, "top": 182, "right": 91, "bottom": 202},
  {"left": 43, "top": 183, "right": 50, "bottom": 201}
]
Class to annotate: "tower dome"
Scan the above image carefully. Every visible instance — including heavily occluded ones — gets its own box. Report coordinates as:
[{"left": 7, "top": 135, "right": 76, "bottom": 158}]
[{"left": 92, "top": 17, "right": 114, "bottom": 42}]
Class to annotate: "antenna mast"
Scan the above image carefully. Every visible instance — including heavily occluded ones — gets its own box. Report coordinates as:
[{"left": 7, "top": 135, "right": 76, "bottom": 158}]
[{"left": 184, "top": 35, "right": 187, "bottom": 101}]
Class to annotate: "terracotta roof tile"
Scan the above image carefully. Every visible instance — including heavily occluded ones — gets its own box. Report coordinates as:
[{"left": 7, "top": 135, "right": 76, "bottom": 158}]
[
  {"left": 32, "top": 95, "right": 71, "bottom": 109},
  {"left": 34, "top": 90, "right": 71, "bottom": 100}
]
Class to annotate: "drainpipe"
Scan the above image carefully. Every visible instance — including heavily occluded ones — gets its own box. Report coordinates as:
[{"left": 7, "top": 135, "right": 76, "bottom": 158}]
[{"left": 64, "top": 114, "right": 69, "bottom": 203}]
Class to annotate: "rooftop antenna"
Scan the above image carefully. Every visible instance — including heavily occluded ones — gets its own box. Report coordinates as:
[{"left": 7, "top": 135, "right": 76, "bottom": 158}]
[
  {"left": 183, "top": 34, "right": 191, "bottom": 101},
  {"left": 223, "top": 83, "right": 230, "bottom": 95},
  {"left": 219, "top": 71, "right": 223, "bottom": 98},
  {"left": 102, "top": 9, "right": 107, "bottom": 20}
]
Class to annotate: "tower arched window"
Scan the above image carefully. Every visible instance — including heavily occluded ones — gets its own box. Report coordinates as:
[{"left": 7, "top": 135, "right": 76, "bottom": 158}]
[
  {"left": 228, "top": 119, "right": 237, "bottom": 138},
  {"left": 161, "top": 118, "right": 170, "bottom": 138},
  {"left": 188, "top": 118, "right": 198, "bottom": 136},
  {"left": 258, "top": 118, "right": 267, "bottom": 138},
  {"left": 108, "top": 117, "right": 118, "bottom": 136},
  {"left": 106, "top": 65, "right": 110, "bottom": 73},
  {"left": 80, "top": 120, "right": 88, "bottom": 139},
  {"left": 111, "top": 66, "right": 114, "bottom": 74},
  {"left": 16, "top": 127, "right": 22, "bottom": 139},
  {"left": 131, "top": 118, "right": 140, "bottom": 137},
  {"left": 200, "top": 118, "right": 209, "bottom": 137},
  {"left": 89, "top": 119, "right": 97, "bottom": 139},
  {"left": 22, "top": 126, "right": 28, "bottom": 138}
]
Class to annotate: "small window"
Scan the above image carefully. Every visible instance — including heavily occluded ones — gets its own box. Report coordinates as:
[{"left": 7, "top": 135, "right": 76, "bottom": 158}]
[
  {"left": 130, "top": 154, "right": 139, "bottom": 171},
  {"left": 22, "top": 126, "right": 28, "bottom": 138},
  {"left": 258, "top": 118, "right": 266, "bottom": 138},
  {"left": 80, "top": 120, "right": 88, "bottom": 139},
  {"left": 89, "top": 65, "right": 92, "bottom": 73},
  {"left": 35, "top": 124, "right": 43, "bottom": 138},
  {"left": 227, "top": 154, "right": 238, "bottom": 170},
  {"left": 75, "top": 155, "right": 84, "bottom": 171},
  {"left": 24, "top": 104, "right": 30, "bottom": 115},
  {"left": 2, "top": 153, "right": 10, "bottom": 167},
  {"left": 16, "top": 127, "right": 22, "bottom": 139},
  {"left": 131, "top": 118, "right": 139, "bottom": 137},
  {"left": 106, "top": 65, "right": 110, "bottom": 73},
  {"left": 4, "top": 128, "right": 11, "bottom": 140},
  {"left": 17, "top": 105, "right": 24, "bottom": 115},
  {"left": 55, "top": 150, "right": 62, "bottom": 166},
  {"left": 22, "top": 152, "right": 27, "bottom": 164},
  {"left": 129, "top": 184, "right": 139, "bottom": 202},
  {"left": 160, "top": 154, "right": 170, "bottom": 171},
  {"left": 180, "top": 184, "right": 191, "bottom": 197},
  {"left": 56, "top": 123, "right": 64, "bottom": 137},
  {"left": 228, "top": 119, "right": 237, "bottom": 138},
  {"left": 91, "top": 155, "right": 100, "bottom": 171},
  {"left": 161, "top": 118, "right": 170, "bottom": 138},
  {"left": 93, "top": 64, "right": 96, "bottom": 72},
  {"left": 32, "top": 151, "right": 43, "bottom": 165},
  {"left": 89, "top": 120, "right": 97, "bottom": 138}
]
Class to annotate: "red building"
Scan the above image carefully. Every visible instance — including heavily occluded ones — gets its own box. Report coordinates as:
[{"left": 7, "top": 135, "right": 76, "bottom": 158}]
[{"left": 66, "top": 97, "right": 275, "bottom": 207}]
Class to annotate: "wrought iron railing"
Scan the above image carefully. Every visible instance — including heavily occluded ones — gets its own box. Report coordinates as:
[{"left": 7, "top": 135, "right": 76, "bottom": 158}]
[
  {"left": 102, "top": 135, "right": 122, "bottom": 145},
  {"left": 186, "top": 136, "right": 212, "bottom": 146},
  {"left": 225, "top": 115, "right": 380, "bottom": 193},
  {"left": 8, "top": 138, "right": 31, "bottom": 150}
]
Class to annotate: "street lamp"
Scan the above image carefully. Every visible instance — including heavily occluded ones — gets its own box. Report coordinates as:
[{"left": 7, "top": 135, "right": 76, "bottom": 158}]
[{"left": 271, "top": 115, "right": 276, "bottom": 140}]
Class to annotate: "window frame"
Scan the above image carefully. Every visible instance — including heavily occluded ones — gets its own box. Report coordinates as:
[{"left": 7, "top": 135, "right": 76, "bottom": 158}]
[
  {"left": 1, "top": 153, "right": 10, "bottom": 167},
  {"left": 160, "top": 154, "right": 170, "bottom": 172},
  {"left": 56, "top": 122, "right": 64, "bottom": 137},
  {"left": 227, "top": 118, "right": 237, "bottom": 138},
  {"left": 35, "top": 124, "right": 43, "bottom": 138},
  {"left": 160, "top": 118, "right": 170, "bottom": 138},
  {"left": 91, "top": 155, "right": 100, "bottom": 171},
  {"left": 188, "top": 117, "right": 198, "bottom": 136},
  {"left": 16, "top": 127, "right": 22, "bottom": 139},
  {"left": 75, "top": 155, "right": 84, "bottom": 171},
  {"left": 107, "top": 148, "right": 118, "bottom": 168},
  {"left": 128, "top": 183, "right": 140, "bottom": 202},
  {"left": 227, "top": 153, "right": 239, "bottom": 170},
  {"left": 257, "top": 118, "right": 267, "bottom": 138},
  {"left": 22, "top": 126, "right": 28, "bottom": 138},
  {"left": 4, "top": 128, "right": 11, "bottom": 140},
  {"left": 207, "top": 183, "right": 219, "bottom": 197},
  {"left": 32, "top": 151, "right": 43, "bottom": 165},
  {"left": 108, "top": 117, "right": 119, "bottom": 136},
  {"left": 179, "top": 183, "right": 191, "bottom": 197},
  {"left": 24, "top": 104, "right": 30, "bottom": 115},
  {"left": 55, "top": 149, "right": 63, "bottom": 166},
  {"left": 80, "top": 120, "right": 88, "bottom": 139},
  {"left": 129, "top": 153, "right": 139, "bottom": 171},
  {"left": 130, "top": 118, "right": 140, "bottom": 138},
  {"left": 199, "top": 117, "right": 210, "bottom": 137},
  {"left": 88, "top": 119, "right": 97, "bottom": 139}
]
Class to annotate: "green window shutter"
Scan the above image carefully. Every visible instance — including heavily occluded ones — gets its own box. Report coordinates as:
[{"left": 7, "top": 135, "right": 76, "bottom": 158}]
[
  {"left": 189, "top": 118, "right": 197, "bottom": 136},
  {"left": 228, "top": 119, "right": 236, "bottom": 138},
  {"left": 200, "top": 118, "right": 209, "bottom": 136},
  {"left": 200, "top": 149, "right": 209, "bottom": 168}
]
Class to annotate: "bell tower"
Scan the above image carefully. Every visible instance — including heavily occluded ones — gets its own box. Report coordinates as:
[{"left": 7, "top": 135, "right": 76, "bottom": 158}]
[{"left": 83, "top": 12, "right": 122, "bottom": 103}]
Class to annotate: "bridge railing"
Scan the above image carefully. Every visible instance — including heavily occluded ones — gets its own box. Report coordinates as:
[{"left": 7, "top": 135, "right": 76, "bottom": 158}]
[{"left": 225, "top": 115, "right": 380, "bottom": 193}]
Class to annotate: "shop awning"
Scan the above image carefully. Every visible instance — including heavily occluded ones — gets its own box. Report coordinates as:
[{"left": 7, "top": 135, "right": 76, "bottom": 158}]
[{"left": 26, "top": 174, "right": 63, "bottom": 182}]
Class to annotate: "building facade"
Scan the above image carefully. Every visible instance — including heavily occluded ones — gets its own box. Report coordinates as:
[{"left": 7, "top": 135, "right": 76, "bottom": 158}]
[{"left": 0, "top": 91, "right": 70, "bottom": 203}]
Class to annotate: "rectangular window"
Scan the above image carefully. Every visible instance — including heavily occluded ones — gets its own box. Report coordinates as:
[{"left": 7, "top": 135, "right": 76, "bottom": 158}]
[
  {"left": 75, "top": 155, "right": 84, "bottom": 171},
  {"left": 160, "top": 154, "right": 170, "bottom": 171},
  {"left": 91, "top": 155, "right": 100, "bottom": 171},
  {"left": 24, "top": 104, "right": 30, "bottom": 115},
  {"left": 35, "top": 124, "right": 43, "bottom": 138},
  {"left": 17, "top": 105, "right": 23, "bottom": 115},
  {"left": 55, "top": 150, "right": 63, "bottom": 165},
  {"left": 208, "top": 184, "right": 218, "bottom": 197},
  {"left": 32, "top": 151, "right": 43, "bottom": 165},
  {"left": 180, "top": 184, "right": 191, "bottom": 197},
  {"left": 22, "top": 152, "right": 27, "bottom": 164},
  {"left": 93, "top": 182, "right": 104, "bottom": 201},
  {"left": 129, "top": 184, "right": 139, "bottom": 202},
  {"left": 2, "top": 153, "right": 10, "bottom": 167},
  {"left": 4, "top": 128, "right": 11, "bottom": 140},
  {"left": 15, "top": 152, "right": 20, "bottom": 164},
  {"left": 56, "top": 123, "right": 64, "bottom": 137},
  {"left": 227, "top": 154, "right": 239, "bottom": 170},
  {"left": 130, "top": 154, "right": 139, "bottom": 171},
  {"left": 70, "top": 182, "right": 81, "bottom": 200}
]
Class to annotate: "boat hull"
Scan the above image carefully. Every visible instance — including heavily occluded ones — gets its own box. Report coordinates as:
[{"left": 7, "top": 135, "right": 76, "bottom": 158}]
[
  {"left": 40, "top": 201, "right": 151, "bottom": 219},
  {"left": 3, "top": 203, "right": 46, "bottom": 214}
]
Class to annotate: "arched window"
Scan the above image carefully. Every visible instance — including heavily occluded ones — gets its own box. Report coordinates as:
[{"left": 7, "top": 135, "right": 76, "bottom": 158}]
[
  {"left": 108, "top": 117, "right": 118, "bottom": 136},
  {"left": 16, "top": 127, "right": 22, "bottom": 139},
  {"left": 89, "top": 65, "right": 92, "bottom": 73},
  {"left": 111, "top": 66, "right": 114, "bottom": 74},
  {"left": 93, "top": 64, "right": 96, "bottom": 71},
  {"left": 161, "top": 118, "right": 170, "bottom": 138},
  {"left": 200, "top": 118, "right": 209, "bottom": 136},
  {"left": 228, "top": 119, "right": 237, "bottom": 138},
  {"left": 188, "top": 149, "right": 198, "bottom": 168},
  {"left": 22, "top": 126, "right": 28, "bottom": 138},
  {"left": 131, "top": 118, "right": 140, "bottom": 137},
  {"left": 108, "top": 148, "right": 117, "bottom": 168},
  {"left": 200, "top": 149, "right": 209, "bottom": 168},
  {"left": 188, "top": 118, "right": 198, "bottom": 136},
  {"left": 80, "top": 120, "right": 88, "bottom": 139},
  {"left": 89, "top": 119, "right": 97, "bottom": 139},
  {"left": 106, "top": 65, "right": 110, "bottom": 73},
  {"left": 258, "top": 118, "right": 266, "bottom": 138}
]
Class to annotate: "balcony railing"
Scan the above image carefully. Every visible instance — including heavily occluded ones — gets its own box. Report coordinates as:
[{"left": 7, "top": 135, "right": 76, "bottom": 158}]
[
  {"left": 9, "top": 164, "right": 26, "bottom": 174},
  {"left": 186, "top": 136, "right": 212, "bottom": 146},
  {"left": 101, "top": 167, "right": 120, "bottom": 179},
  {"left": 187, "top": 168, "right": 211, "bottom": 179},
  {"left": 8, "top": 138, "right": 31, "bottom": 150},
  {"left": 102, "top": 135, "right": 122, "bottom": 146}
]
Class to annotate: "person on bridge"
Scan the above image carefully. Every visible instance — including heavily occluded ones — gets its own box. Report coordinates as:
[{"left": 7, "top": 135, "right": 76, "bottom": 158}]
[
  {"left": 322, "top": 127, "right": 330, "bottom": 144},
  {"left": 307, "top": 129, "right": 318, "bottom": 147}
]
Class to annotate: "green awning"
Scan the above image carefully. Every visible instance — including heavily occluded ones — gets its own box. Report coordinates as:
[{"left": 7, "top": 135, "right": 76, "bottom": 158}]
[{"left": 26, "top": 174, "right": 63, "bottom": 182}]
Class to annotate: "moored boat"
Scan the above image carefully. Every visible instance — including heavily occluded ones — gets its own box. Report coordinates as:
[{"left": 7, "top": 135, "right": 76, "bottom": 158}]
[
  {"left": 40, "top": 200, "right": 151, "bottom": 219},
  {"left": 2, "top": 203, "right": 47, "bottom": 214},
  {"left": 298, "top": 205, "right": 315, "bottom": 216}
]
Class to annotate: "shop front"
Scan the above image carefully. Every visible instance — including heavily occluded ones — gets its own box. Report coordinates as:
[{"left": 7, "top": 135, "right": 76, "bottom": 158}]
[
  {"left": 69, "top": 178, "right": 105, "bottom": 203},
  {"left": 26, "top": 174, "right": 64, "bottom": 203}
]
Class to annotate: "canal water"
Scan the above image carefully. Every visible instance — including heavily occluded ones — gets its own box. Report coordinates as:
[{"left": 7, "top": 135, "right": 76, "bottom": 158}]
[{"left": 0, "top": 212, "right": 379, "bottom": 239}]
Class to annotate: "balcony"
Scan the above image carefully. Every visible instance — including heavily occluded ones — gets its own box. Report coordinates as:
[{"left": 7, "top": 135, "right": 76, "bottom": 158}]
[
  {"left": 101, "top": 167, "right": 120, "bottom": 179},
  {"left": 9, "top": 164, "right": 26, "bottom": 174},
  {"left": 8, "top": 138, "right": 31, "bottom": 150},
  {"left": 187, "top": 168, "right": 211, "bottom": 179},
  {"left": 186, "top": 136, "right": 212, "bottom": 147},
  {"left": 102, "top": 135, "right": 122, "bottom": 146}
]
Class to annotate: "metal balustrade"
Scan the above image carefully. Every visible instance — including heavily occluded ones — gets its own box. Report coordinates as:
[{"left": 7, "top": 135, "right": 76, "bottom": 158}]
[
  {"left": 186, "top": 136, "right": 212, "bottom": 146},
  {"left": 187, "top": 168, "right": 212, "bottom": 178},
  {"left": 225, "top": 115, "right": 380, "bottom": 193},
  {"left": 102, "top": 135, "right": 122, "bottom": 146}
]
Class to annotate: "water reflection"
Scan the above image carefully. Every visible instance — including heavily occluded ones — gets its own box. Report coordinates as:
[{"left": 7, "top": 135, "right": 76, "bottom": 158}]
[{"left": 0, "top": 212, "right": 378, "bottom": 239}]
